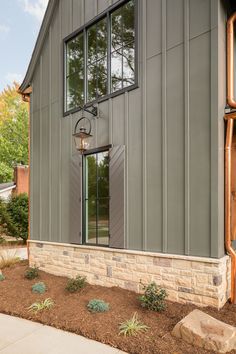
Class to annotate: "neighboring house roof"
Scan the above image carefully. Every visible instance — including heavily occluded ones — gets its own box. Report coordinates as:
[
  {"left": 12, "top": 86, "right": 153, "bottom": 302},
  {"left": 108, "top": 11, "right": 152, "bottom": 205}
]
[
  {"left": 19, "top": 0, "right": 58, "bottom": 93},
  {"left": 0, "top": 182, "right": 16, "bottom": 193}
]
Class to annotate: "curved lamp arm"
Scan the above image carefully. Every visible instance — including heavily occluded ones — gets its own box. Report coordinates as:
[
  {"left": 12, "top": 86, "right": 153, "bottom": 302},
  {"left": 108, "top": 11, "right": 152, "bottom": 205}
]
[{"left": 74, "top": 116, "right": 92, "bottom": 135}]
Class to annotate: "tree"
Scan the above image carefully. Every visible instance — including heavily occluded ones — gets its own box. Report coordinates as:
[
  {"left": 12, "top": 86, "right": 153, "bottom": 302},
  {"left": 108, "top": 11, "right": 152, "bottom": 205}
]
[{"left": 0, "top": 83, "right": 28, "bottom": 183}]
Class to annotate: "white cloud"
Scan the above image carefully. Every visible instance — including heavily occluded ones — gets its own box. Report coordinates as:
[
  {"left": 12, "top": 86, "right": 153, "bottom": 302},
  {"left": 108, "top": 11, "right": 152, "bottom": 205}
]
[
  {"left": 0, "top": 24, "right": 10, "bottom": 34},
  {"left": 5, "top": 73, "right": 23, "bottom": 85},
  {"left": 20, "top": 0, "right": 48, "bottom": 22}
]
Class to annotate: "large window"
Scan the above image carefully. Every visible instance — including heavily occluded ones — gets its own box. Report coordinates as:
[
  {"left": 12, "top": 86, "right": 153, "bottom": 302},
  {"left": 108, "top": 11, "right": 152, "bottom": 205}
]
[
  {"left": 84, "top": 150, "right": 109, "bottom": 246},
  {"left": 64, "top": 0, "right": 136, "bottom": 114}
]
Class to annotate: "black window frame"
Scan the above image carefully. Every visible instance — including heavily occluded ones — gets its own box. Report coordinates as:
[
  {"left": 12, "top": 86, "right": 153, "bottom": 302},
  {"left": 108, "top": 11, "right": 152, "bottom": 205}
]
[
  {"left": 63, "top": 0, "right": 138, "bottom": 117},
  {"left": 82, "top": 145, "right": 111, "bottom": 247}
]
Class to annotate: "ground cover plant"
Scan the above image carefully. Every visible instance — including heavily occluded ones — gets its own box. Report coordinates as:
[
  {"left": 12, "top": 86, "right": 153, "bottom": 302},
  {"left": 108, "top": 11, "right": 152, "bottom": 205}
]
[
  {"left": 119, "top": 312, "right": 149, "bottom": 337},
  {"left": 24, "top": 267, "right": 39, "bottom": 280},
  {"left": 0, "top": 261, "right": 234, "bottom": 354},
  {"left": 87, "top": 299, "right": 109, "bottom": 313},
  {"left": 0, "top": 273, "right": 5, "bottom": 281},
  {"left": 28, "top": 298, "right": 54, "bottom": 313},
  {"left": 0, "top": 249, "right": 20, "bottom": 269},
  {"left": 32, "top": 282, "right": 46, "bottom": 294},
  {"left": 139, "top": 281, "right": 167, "bottom": 312},
  {"left": 65, "top": 275, "right": 86, "bottom": 293}
]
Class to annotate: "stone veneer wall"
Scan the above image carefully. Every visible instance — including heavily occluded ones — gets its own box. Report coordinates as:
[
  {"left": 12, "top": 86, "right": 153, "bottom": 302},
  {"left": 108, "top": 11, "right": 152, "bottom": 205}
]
[{"left": 28, "top": 240, "right": 231, "bottom": 309}]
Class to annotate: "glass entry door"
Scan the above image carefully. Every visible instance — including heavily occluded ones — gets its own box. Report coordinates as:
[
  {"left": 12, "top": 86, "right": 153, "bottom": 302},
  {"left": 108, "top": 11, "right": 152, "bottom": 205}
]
[{"left": 84, "top": 150, "right": 109, "bottom": 245}]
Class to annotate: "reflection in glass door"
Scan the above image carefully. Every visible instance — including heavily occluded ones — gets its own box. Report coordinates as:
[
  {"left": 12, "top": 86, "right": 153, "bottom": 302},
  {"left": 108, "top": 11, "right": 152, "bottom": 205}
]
[{"left": 84, "top": 150, "right": 109, "bottom": 245}]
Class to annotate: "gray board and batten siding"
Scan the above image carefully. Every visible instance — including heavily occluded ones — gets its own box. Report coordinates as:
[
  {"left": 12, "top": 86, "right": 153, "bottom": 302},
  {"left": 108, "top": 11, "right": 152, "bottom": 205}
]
[{"left": 29, "top": 0, "right": 227, "bottom": 258}]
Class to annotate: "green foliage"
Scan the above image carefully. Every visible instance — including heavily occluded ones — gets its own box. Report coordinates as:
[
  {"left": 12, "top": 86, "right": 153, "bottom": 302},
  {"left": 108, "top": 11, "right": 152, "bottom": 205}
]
[
  {"left": 119, "top": 312, "right": 149, "bottom": 337},
  {"left": 87, "top": 299, "right": 109, "bottom": 313},
  {"left": 25, "top": 267, "right": 39, "bottom": 280},
  {"left": 0, "top": 273, "right": 5, "bottom": 281},
  {"left": 65, "top": 275, "right": 86, "bottom": 293},
  {"left": 0, "top": 194, "right": 28, "bottom": 242},
  {"left": 0, "top": 83, "right": 28, "bottom": 183},
  {"left": 28, "top": 298, "right": 54, "bottom": 313},
  {"left": 32, "top": 282, "right": 46, "bottom": 294},
  {"left": 139, "top": 282, "right": 167, "bottom": 312}
]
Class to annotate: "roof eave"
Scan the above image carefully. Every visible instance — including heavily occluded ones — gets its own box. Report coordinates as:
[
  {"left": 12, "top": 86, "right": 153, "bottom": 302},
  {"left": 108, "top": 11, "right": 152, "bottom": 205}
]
[{"left": 19, "top": 0, "right": 58, "bottom": 93}]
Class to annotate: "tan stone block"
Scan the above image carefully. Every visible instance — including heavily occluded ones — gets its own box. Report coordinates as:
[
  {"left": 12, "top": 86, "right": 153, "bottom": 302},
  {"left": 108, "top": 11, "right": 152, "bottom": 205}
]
[
  {"left": 162, "top": 274, "right": 176, "bottom": 282},
  {"left": 124, "top": 281, "right": 139, "bottom": 292},
  {"left": 176, "top": 277, "right": 192, "bottom": 288},
  {"left": 146, "top": 265, "right": 162, "bottom": 275},
  {"left": 133, "top": 272, "right": 153, "bottom": 284},
  {"left": 112, "top": 269, "right": 133, "bottom": 281},
  {"left": 178, "top": 292, "right": 202, "bottom": 305},
  {"left": 172, "top": 259, "right": 190, "bottom": 269},
  {"left": 153, "top": 257, "right": 172, "bottom": 267},
  {"left": 195, "top": 274, "right": 209, "bottom": 284},
  {"left": 134, "top": 264, "right": 147, "bottom": 273},
  {"left": 136, "top": 255, "right": 152, "bottom": 264}
]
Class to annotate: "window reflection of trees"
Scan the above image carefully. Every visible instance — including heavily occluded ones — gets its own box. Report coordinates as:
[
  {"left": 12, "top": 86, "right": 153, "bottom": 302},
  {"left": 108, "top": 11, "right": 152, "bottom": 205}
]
[
  {"left": 66, "top": 0, "right": 135, "bottom": 111},
  {"left": 86, "top": 152, "right": 109, "bottom": 245}
]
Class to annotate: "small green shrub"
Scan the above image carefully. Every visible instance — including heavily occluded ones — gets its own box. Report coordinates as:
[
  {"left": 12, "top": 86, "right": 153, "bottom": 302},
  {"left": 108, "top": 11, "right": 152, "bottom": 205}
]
[
  {"left": 65, "top": 275, "right": 86, "bottom": 293},
  {"left": 28, "top": 298, "right": 54, "bottom": 313},
  {"left": 139, "top": 281, "right": 167, "bottom": 312},
  {"left": 32, "top": 282, "right": 46, "bottom": 294},
  {"left": 87, "top": 299, "right": 109, "bottom": 313},
  {"left": 119, "top": 312, "right": 149, "bottom": 337},
  {"left": 0, "top": 194, "right": 28, "bottom": 242},
  {"left": 25, "top": 267, "right": 39, "bottom": 280},
  {"left": 0, "top": 273, "right": 5, "bottom": 281}
]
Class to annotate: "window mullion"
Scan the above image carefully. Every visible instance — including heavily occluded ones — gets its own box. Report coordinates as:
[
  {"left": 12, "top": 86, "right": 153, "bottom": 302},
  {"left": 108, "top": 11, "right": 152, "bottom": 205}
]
[{"left": 96, "top": 153, "right": 99, "bottom": 245}]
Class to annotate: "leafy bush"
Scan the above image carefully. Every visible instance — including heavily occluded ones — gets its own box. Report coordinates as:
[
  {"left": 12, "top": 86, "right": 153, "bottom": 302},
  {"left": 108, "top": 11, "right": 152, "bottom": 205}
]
[
  {"left": 28, "top": 298, "right": 54, "bottom": 313},
  {"left": 139, "top": 282, "right": 167, "bottom": 312},
  {"left": 32, "top": 282, "right": 46, "bottom": 294},
  {"left": 65, "top": 275, "right": 86, "bottom": 293},
  {"left": 119, "top": 312, "right": 149, "bottom": 337},
  {"left": 87, "top": 299, "right": 109, "bottom": 313},
  {"left": 0, "top": 194, "right": 28, "bottom": 242},
  {"left": 25, "top": 267, "right": 39, "bottom": 280},
  {"left": 0, "top": 273, "right": 5, "bottom": 281}
]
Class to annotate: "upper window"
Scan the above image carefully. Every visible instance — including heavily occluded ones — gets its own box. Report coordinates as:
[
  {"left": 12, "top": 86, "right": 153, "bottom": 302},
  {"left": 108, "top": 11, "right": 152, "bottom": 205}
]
[{"left": 64, "top": 0, "right": 136, "bottom": 114}]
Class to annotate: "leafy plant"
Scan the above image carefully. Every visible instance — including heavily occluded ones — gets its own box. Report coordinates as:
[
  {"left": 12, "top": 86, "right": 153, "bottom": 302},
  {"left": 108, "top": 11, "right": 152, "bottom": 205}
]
[
  {"left": 119, "top": 312, "right": 149, "bottom": 337},
  {"left": 32, "top": 282, "right": 46, "bottom": 294},
  {"left": 28, "top": 298, "right": 54, "bottom": 313},
  {"left": 0, "top": 273, "right": 5, "bottom": 281},
  {"left": 139, "top": 281, "right": 167, "bottom": 312},
  {"left": 0, "top": 82, "right": 28, "bottom": 183},
  {"left": 0, "top": 249, "right": 20, "bottom": 269},
  {"left": 6, "top": 194, "right": 28, "bottom": 242},
  {"left": 65, "top": 275, "right": 86, "bottom": 293},
  {"left": 87, "top": 299, "right": 109, "bottom": 313},
  {"left": 25, "top": 267, "right": 39, "bottom": 280}
]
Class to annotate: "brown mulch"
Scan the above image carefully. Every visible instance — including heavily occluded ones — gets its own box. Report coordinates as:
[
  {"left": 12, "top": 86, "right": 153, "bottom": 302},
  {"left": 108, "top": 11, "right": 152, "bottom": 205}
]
[{"left": 0, "top": 262, "right": 236, "bottom": 354}]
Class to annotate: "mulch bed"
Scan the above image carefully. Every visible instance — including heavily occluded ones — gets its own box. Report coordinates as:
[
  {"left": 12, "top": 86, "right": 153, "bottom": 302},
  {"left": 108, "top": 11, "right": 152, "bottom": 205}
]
[{"left": 0, "top": 261, "right": 236, "bottom": 354}]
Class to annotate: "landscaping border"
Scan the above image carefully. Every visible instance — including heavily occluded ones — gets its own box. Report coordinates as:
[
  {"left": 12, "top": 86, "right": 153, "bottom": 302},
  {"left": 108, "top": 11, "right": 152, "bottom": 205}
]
[{"left": 28, "top": 240, "right": 231, "bottom": 309}]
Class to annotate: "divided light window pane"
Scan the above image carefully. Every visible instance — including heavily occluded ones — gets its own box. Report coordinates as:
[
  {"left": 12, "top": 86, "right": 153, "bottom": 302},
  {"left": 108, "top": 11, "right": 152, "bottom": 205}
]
[
  {"left": 110, "top": 0, "right": 135, "bottom": 93},
  {"left": 87, "top": 17, "right": 107, "bottom": 101},
  {"left": 66, "top": 33, "right": 84, "bottom": 111}
]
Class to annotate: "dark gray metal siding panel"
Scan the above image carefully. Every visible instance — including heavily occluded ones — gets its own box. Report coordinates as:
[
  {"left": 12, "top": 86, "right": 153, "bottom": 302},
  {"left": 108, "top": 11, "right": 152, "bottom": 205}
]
[
  {"left": 189, "top": 32, "right": 211, "bottom": 257},
  {"left": 166, "top": 44, "right": 185, "bottom": 254},
  {"left": 109, "top": 146, "right": 125, "bottom": 248},
  {"left": 69, "top": 154, "right": 82, "bottom": 244}
]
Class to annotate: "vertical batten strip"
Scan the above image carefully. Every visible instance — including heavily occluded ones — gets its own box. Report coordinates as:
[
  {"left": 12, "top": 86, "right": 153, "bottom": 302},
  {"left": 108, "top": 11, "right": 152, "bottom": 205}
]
[
  {"left": 161, "top": 0, "right": 167, "bottom": 253},
  {"left": 124, "top": 92, "right": 129, "bottom": 248},
  {"left": 49, "top": 26, "right": 52, "bottom": 242},
  {"left": 109, "top": 98, "right": 113, "bottom": 144},
  {"left": 39, "top": 55, "right": 43, "bottom": 241},
  {"left": 210, "top": 0, "right": 219, "bottom": 257},
  {"left": 142, "top": 0, "right": 147, "bottom": 250},
  {"left": 184, "top": 0, "right": 190, "bottom": 255},
  {"left": 58, "top": 0, "right": 62, "bottom": 242}
]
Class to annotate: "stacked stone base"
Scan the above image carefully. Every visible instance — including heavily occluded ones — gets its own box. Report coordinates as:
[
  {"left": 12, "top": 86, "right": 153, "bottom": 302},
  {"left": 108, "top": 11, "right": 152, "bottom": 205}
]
[{"left": 28, "top": 240, "right": 231, "bottom": 309}]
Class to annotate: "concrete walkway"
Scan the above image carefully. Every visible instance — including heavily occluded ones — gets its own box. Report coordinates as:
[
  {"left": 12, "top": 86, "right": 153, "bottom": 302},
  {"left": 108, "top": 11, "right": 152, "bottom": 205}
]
[{"left": 0, "top": 314, "right": 126, "bottom": 354}]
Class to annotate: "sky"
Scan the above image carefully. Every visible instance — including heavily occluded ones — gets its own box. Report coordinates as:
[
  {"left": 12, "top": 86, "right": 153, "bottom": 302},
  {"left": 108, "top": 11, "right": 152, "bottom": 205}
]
[{"left": 0, "top": 0, "right": 48, "bottom": 92}]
